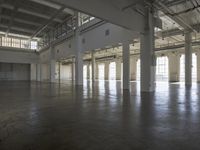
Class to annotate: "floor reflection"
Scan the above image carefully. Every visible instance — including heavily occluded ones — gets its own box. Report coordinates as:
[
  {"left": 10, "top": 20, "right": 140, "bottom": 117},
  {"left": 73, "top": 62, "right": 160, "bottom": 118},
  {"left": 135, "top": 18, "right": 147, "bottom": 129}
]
[{"left": 1, "top": 80, "right": 200, "bottom": 150}]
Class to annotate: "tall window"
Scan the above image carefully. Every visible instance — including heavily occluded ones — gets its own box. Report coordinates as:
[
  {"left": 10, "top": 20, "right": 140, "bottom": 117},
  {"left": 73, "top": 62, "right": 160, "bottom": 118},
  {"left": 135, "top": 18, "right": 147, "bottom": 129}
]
[
  {"left": 2, "top": 37, "right": 11, "bottom": 47},
  {"left": 89, "top": 65, "right": 92, "bottom": 80},
  {"left": 192, "top": 53, "right": 197, "bottom": 82},
  {"left": 109, "top": 62, "right": 116, "bottom": 80},
  {"left": 98, "top": 64, "right": 105, "bottom": 80},
  {"left": 180, "top": 54, "right": 197, "bottom": 82},
  {"left": 136, "top": 59, "right": 140, "bottom": 81},
  {"left": 180, "top": 54, "right": 185, "bottom": 82},
  {"left": 121, "top": 63, "right": 123, "bottom": 80},
  {"left": 83, "top": 65, "right": 87, "bottom": 80},
  {"left": 156, "top": 56, "right": 169, "bottom": 82},
  {"left": 12, "top": 38, "right": 20, "bottom": 48},
  {"left": 31, "top": 41, "right": 38, "bottom": 50},
  {"left": 21, "top": 40, "right": 29, "bottom": 49}
]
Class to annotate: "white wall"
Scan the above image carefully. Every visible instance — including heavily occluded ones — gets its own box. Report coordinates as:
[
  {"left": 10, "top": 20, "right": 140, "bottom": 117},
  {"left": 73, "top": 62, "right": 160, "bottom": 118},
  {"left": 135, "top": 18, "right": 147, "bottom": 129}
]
[
  {"left": 31, "top": 64, "right": 37, "bottom": 81},
  {"left": 0, "top": 48, "right": 39, "bottom": 64},
  {"left": 60, "top": 64, "right": 72, "bottom": 80},
  {"left": 41, "top": 64, "right": 50, "bottom": 81},
  {"left": 40, "top": 23, "right": 137, "bottom": 63},
  {"left": 0, "top": 62, "right": 30, "bottom": 80}
]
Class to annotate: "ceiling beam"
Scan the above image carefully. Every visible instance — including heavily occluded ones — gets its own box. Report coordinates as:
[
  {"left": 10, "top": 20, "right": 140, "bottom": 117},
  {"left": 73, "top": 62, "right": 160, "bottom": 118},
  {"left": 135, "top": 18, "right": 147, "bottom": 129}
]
[
  {"left": 31, "top": 6, "right": 65, "bottom": 38},
  {"left": 0, "top": 14, "right": 55, "bottom": 29},
  {"left": 18, "top": 8, "right": 63, "bottom": 23},
  {"left": 154, "top": 1, "right": 197, "bottom": 33},
  {"left": 6, "top": 0, "right": 19, "bottom": 36},
  {"left": 30, "top": 0, "right": 74, "bottom": 15},
  {"left": 0, "top": 24, "right": 35, "bottom": 34},
  {"left": 155, "top": 40, "right": 200, "bottom": 51},
  {"left": 0, "top": 0, "right": 4, "bottom": 23},
  {"left": 0, "top": 3, "right": 63, "bottom": 23},
  {"left": 157, "top": 23, "right": 200, "bottom": 38},
  {"left": 48, "top": 0, "right": 145, "bottom": 32}
]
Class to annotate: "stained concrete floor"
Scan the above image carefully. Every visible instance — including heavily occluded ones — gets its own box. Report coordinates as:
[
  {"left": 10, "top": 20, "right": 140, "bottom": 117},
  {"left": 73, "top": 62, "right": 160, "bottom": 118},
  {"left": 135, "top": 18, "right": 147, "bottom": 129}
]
[{"left": 0, "top": 80, "right": 200, "bottom": 150}]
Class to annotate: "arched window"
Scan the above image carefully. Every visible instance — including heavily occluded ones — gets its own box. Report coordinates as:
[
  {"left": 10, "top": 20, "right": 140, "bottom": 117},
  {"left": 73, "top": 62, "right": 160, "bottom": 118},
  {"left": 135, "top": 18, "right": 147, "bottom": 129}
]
[
  {"left": 180, "top": 54, "right": 185, "bottom": 82},
  {"left": 136, "top": 59, "right": 140, "bottom": 81},
  {"left": 109, "top": 62, "right": 116, "bottom": 80},
  {"left": 98, "top": 64, "right": 105, "bottom": 80},
  {"left": 156, "top": 56, "right": 169, "bottom": 82},
  {"left": 83, "top": 65, "right": 87, "bottom": 80},
  {"left": 192, "top": 53, "right": 197, "bottom": 82}
]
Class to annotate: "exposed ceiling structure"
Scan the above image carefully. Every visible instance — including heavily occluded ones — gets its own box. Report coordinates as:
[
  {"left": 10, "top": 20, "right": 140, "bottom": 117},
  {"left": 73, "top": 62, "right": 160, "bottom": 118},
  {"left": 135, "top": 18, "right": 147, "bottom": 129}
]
[
  {"left": 0, "top": 0, "right": 73, "bottom": 38},
  {"left": 0, "top": 0, "right": 200, "bottom": 51}
]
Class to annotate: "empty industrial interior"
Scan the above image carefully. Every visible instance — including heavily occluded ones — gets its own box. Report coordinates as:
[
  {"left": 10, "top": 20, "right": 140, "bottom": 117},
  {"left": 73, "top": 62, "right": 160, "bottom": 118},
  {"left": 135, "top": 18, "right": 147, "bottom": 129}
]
[{"left": 1, "top": 0, "right": 200, "bottom": 149}]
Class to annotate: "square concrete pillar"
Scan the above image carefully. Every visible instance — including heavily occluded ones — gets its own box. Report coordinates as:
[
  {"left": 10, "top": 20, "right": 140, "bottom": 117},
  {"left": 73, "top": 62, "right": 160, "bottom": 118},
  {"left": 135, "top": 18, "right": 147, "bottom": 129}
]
[
  {"left": 130, "top": 56, "right": 137, "bottom": 81},
  {"left": 116, "top": 58, "right": 121, "bottom": 80},
  {"left": 91, "top": 51, "right": 96, "bottom": 82},
  {"left": 104, "top": 62, "right": 110, "bottom": 80},
  {"left": 122, "top": 41, "right": 130, "bottom": 90},
  {"left": 50, "top": 60, "right": 56, "bottom": 82},
  {"left": 185, "top": 31, "right": 192, "bottom": 85},
  {"left": 140, "top": 7, "right": 155, "bottom": 92},
  {"left": 168, "top": 53, "right": 180, "bottom": 82}
]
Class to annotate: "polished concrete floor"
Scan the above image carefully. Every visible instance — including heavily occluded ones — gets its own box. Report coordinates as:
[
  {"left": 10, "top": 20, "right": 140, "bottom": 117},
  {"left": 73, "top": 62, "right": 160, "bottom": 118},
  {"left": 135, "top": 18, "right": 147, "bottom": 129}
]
[{"left": 0, "top": 80, "right": 200, "bottom": 150}]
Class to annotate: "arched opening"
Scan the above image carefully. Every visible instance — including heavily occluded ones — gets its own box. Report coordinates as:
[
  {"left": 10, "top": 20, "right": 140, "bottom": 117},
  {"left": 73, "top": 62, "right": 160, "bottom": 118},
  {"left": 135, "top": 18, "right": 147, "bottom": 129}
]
[
  {"left": 83, "top": 65, "right": 87, "bottom": 80},
  {"left": 180, "top": 54, "right": 185, "bottom": 82},
  {"left": 109, "top": 62, "right": 116, "bottom": 80},
  {"left": 192, "top": 53, "right": 197, "bottom": 82},
  {"left": 98, "top": 64, "right": 105, "bottom": 80},
  {"left": 136, "top": 59, "right": 140, "bottom": 81},
  {"left": 156, "top": 56, "right": 169, "bottom": 82}
]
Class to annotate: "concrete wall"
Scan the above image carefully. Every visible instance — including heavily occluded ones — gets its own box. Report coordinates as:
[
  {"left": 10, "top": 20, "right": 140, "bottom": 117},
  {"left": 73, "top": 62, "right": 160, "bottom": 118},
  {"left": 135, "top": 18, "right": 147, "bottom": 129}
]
[
  {"left": 0, "top": 62, "right": 30, "bottom": 80},
  {"left": 31, "top": 64, "right": 37, "bottom": 81},
  {"left": 40, "top": 22, "right": 137, "bottom": 63},
  {"left": 168, "top": 52, "right": 180, "bottom": 82},
  {"left": 197, "top": 51, "right": 200, "bottom": 82},
  {"left": 60, "top": 64, "right": 72, "bottom": 80},
  {"left": 0, "top": 48, "right": 39, "bottom": 64},
  {"left": 41, "top": 64, "right": 50, "bottom": 81}
]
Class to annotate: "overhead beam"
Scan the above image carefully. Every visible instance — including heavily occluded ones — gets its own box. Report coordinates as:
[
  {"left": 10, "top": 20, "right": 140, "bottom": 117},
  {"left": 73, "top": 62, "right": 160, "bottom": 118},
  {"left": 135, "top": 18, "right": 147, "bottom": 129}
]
[
  {"left": 31, "top": 6, "right": 65, "bottom": 38},
  {"left": 18, "top": 8, "right": 63, "bottom": 23},
  {"left": 30, "top": 0, "right": 74, "bottom": 15},
  {"left": 0, "top": 24, "right": 35, "bottom": 34},
  {"left": 0, "top": 3, "right": 63, "bottom": 23},
  {"left": 0, "top": 14, "right": 55, "bottom": 29},
  {"left": 48, "top": 0, "right": 145, "bottom": 32},
  {"left": 157, "top": 23, "right": 200, "bottom": 38},
  {"left": 154, "top": 1, "right": 197, "bottom": 33},
  {"left": 0, "top": 0, "right": 4, "bottom": 23},
  {"left": 6, "top": 1, "right": 19, "bottom": 36},
  {"left": 155, "top": 40, "right": 200, "bottom": 51}
]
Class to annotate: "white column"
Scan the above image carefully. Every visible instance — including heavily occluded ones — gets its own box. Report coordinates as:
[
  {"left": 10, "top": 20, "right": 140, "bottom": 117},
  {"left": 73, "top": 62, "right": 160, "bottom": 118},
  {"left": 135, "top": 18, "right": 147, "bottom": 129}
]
[
  {"left": 168, "top": 53, "right": 180, "bottom": 82},
  {"left": 197, "top": 51, "right": 200, "bottom": 82},
  {"left": 95, "top": 63, "right": 99, "bottom": 80},
  {"left": 49, "top": 46, "right": 56, "bottom": 83},
  {"left": 74, "top": 19, "right": 83, "bottom": 85},
  {"left": 122, "top": 41, "right": 130, "bottom": 89},
  {"left": 130, "top": 56, "right": 137, "bottom": 81},
  {"left": 36, "top": 63, "right": 41, "bottom": 81},
  {"left": 71, "top": 58, "right": 75, "bottom": 82},
  {"left": 185, "top": 31, "right": 192, "bottom": 85},
  {"left": 40, "top": 63, "right": 42, "bottom": 81},
  {"left": 50, "top": 60, "right": 56, "bottom": 82},
  {"left": 104, "top": 62, "right": 110, "bottom": 80},
  {"left": 87, "top": 63, "right": 90, "bottom": 80},
  {"left": 140, "top": 7, "right": 155, "bottom": 92},
  {"left": 116, "top": 58, "right": 121, "bottom": 80},
  {"left": 58, "top": 62, "right": 61, "bottom": 83},
  {"left": 31, "top": 64, "right": 37, "bottom": 81},
  {"left": 91, "top": 51, "right": 96, "bottom": 82}
]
